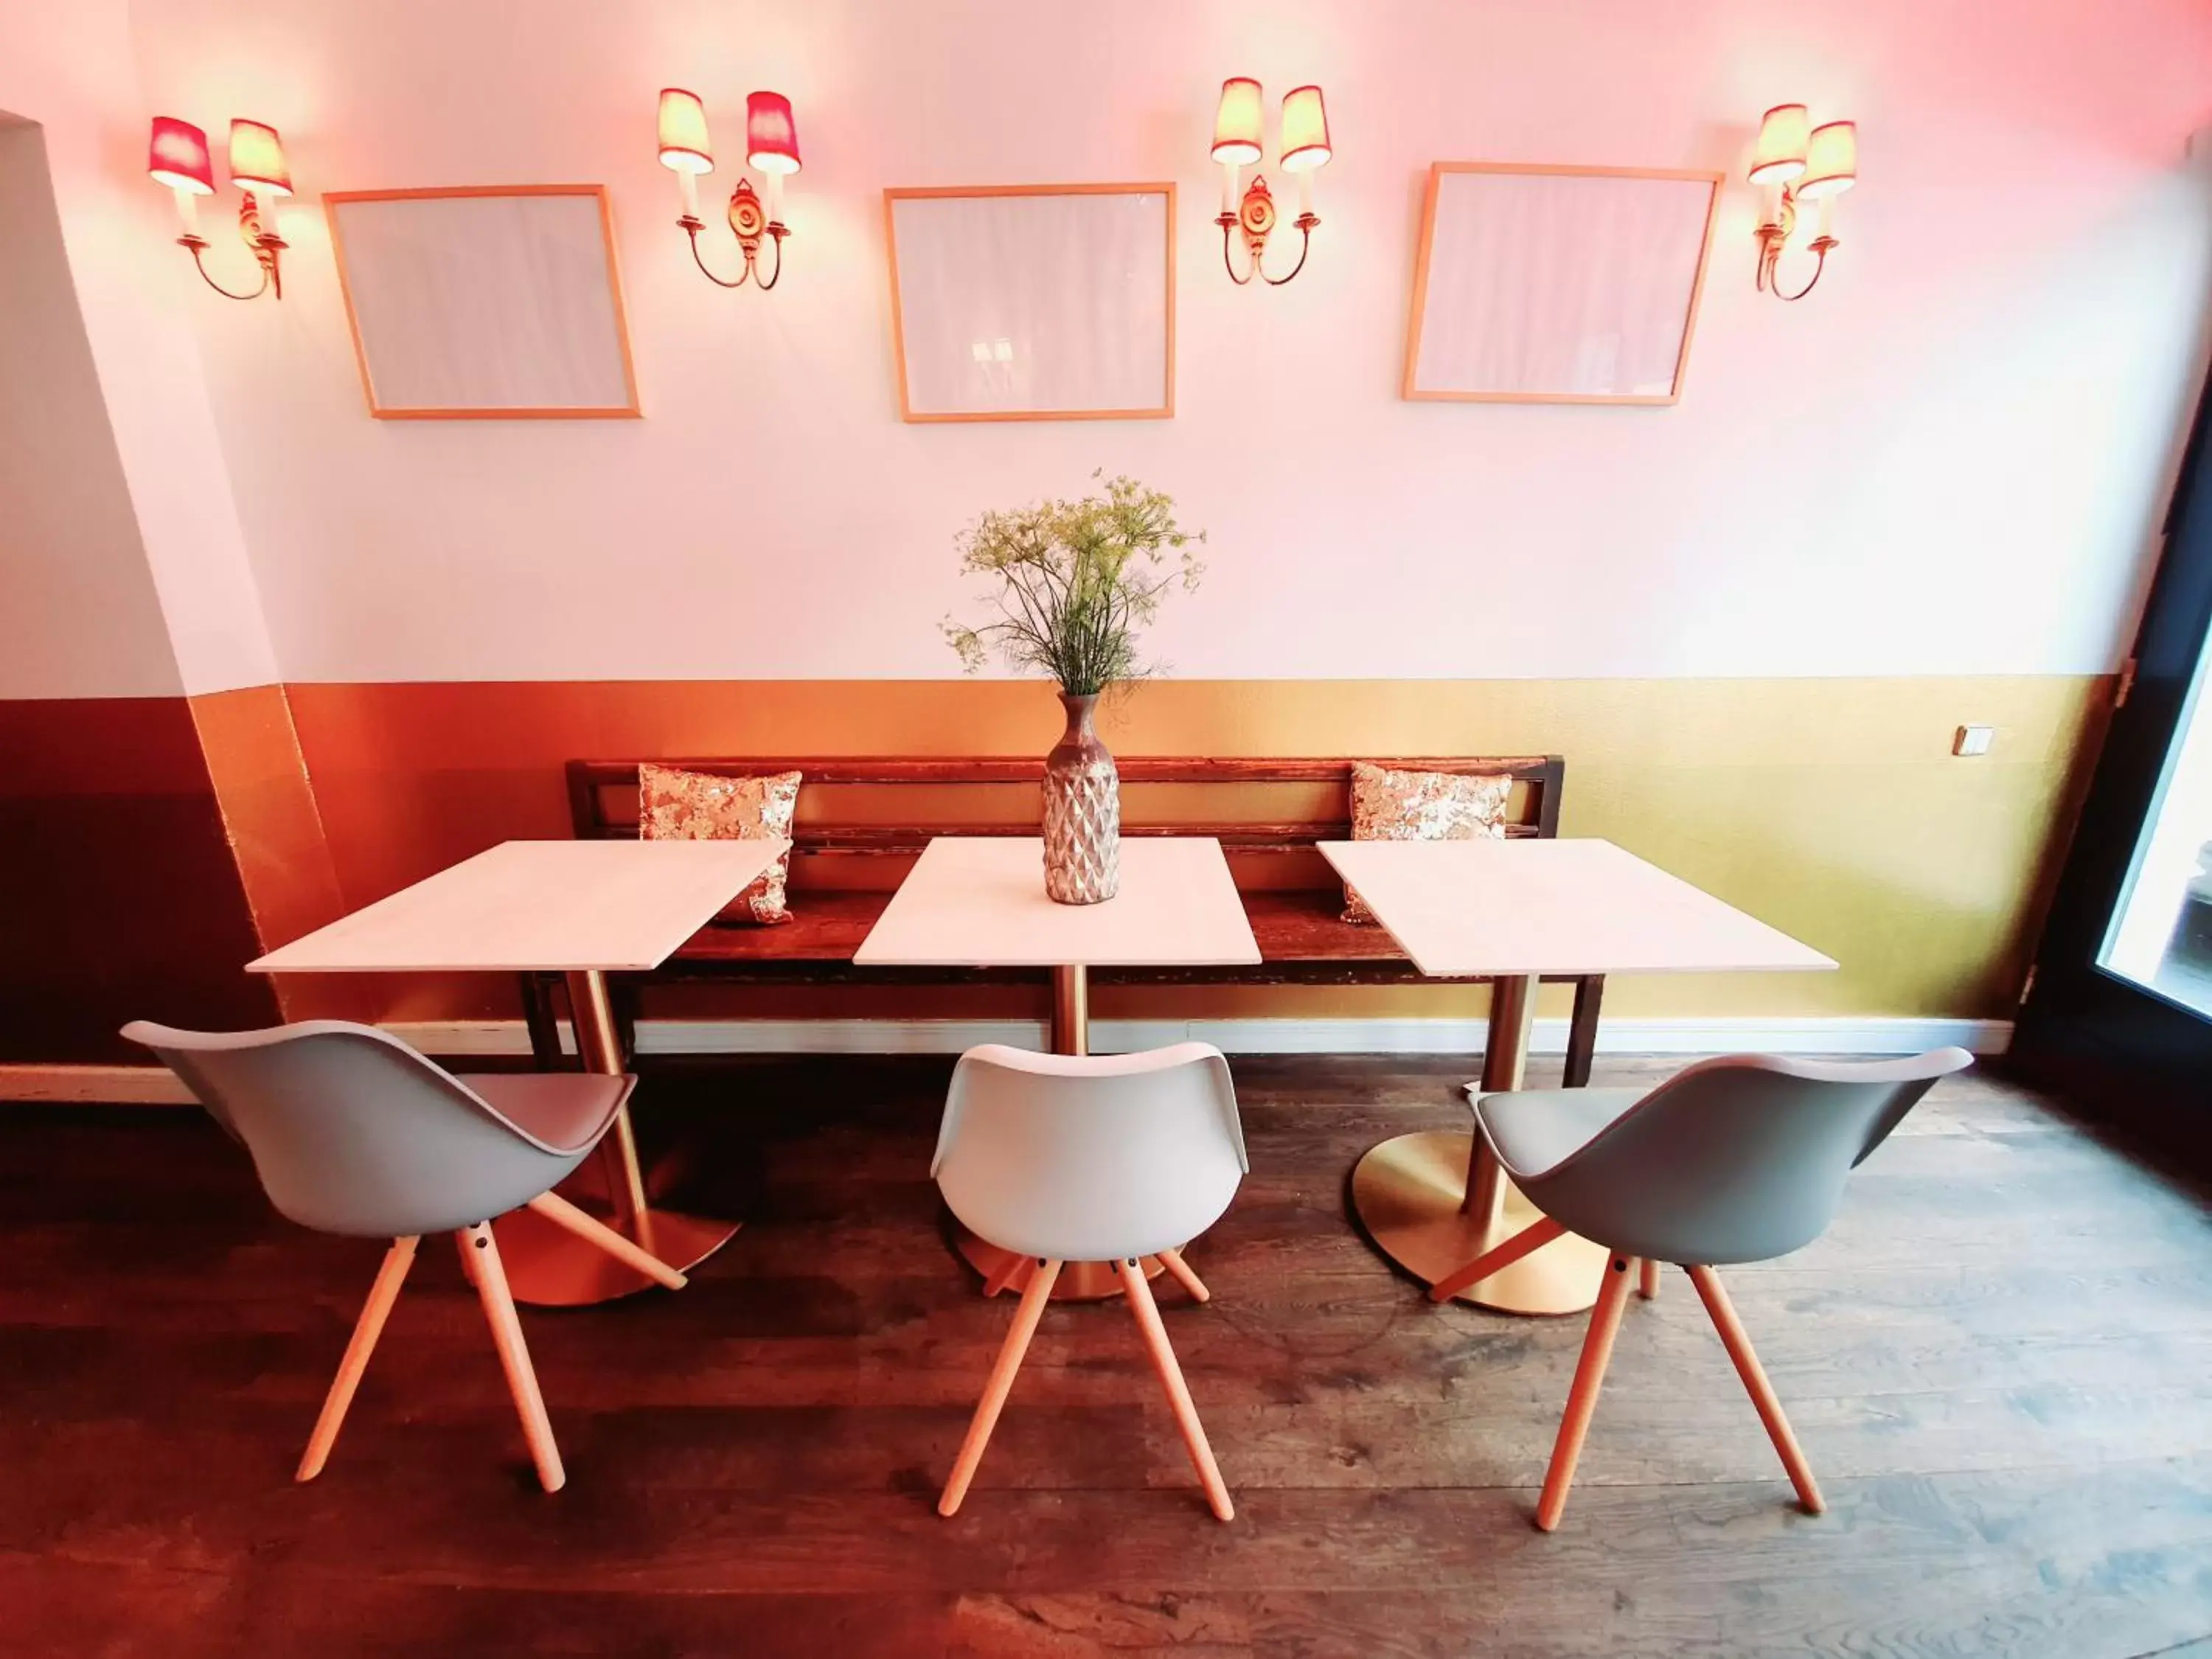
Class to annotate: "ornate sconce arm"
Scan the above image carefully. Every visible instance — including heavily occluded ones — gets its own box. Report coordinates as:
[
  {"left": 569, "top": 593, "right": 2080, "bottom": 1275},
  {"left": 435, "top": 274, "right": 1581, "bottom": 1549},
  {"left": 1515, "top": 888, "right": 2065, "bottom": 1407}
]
[
  {"left": 1216, "top": 176, "right": 1319, "bottom": 288},
  {"left": 178, "top": 195, "right": 285, "bottom": 301},
  {"left": 1758, "top": 230, "right": 1837, "bottom": 302},
  {"left": 678, "top": 177, "right": 789, "bottom": 291}
]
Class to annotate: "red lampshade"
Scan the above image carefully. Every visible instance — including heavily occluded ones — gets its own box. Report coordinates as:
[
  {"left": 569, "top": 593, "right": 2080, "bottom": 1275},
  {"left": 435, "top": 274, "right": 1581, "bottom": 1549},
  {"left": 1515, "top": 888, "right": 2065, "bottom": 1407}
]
[
  {"left": 745, "top": 91, "right": 801, "bottom": 175},
  {"left": 658, "top": 88, "right": 714, "bottom": 173},
  {"left": 1211, "top": 77, "right": 1263, "bottom": 166},
  {"left": 147, "top": 117, "right": 215, "bottom": 194},
  {"left": 228, "top": 119, "right": 291, "bottom": 197},
  {"left": 1279, "top": 85, "right": 1331, "bottom": 173}
]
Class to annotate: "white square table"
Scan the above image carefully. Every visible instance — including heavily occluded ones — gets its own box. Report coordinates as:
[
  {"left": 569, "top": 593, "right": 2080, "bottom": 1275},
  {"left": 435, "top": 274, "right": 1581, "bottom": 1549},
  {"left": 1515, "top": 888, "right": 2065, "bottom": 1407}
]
[
  {"left": 251, "top": 838, "right": 790, "bottom": 1306},
  {"left": 857, "top": 835, "right": 1260, "bottom": 1297},
  {"left": 1319, "top": 838, "right": 1835, "bottom": 1315}
]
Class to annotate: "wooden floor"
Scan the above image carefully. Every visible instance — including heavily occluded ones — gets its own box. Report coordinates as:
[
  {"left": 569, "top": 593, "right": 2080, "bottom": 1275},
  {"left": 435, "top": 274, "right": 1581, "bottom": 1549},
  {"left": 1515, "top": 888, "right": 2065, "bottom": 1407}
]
[{"left": 4, "top": 1054, "right": 2211, "bottom": 1658}]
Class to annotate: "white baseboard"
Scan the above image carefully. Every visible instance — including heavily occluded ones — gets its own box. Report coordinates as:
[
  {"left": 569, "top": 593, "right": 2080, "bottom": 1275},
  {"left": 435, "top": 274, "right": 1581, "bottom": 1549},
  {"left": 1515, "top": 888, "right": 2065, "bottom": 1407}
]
[
  {"left": 0, "top": 1064, "right": 195, "bottom": 1105},
  {"left": 383, "top": 1014, "right": 2013, "bottom": 1059},
  {"left": 0, "top": 1016, "right": 2012, "bottom": 1104}
]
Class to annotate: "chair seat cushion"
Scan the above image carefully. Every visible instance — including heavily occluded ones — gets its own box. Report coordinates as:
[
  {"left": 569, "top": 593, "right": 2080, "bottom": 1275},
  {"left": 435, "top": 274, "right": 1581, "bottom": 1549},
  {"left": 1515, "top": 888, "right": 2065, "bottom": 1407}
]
[
  {"left": 465, "top": 1072, "right": 634, "bottom": 1155},
  {"left": 1469, "top": 1085, "right": 1645, "bottom": 1180}
]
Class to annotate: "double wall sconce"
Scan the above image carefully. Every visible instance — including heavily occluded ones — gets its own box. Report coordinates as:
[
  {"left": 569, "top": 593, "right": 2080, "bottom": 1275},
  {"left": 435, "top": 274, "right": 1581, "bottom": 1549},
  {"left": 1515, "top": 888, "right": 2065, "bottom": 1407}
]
[
  {"left": 1210, "top": 78, "right": 1332, "bottom": 286},
  {"left": 147, "top": 116, "right": 291, "bottom": 301},
  {"left": 656, "top": 88, "right": 801, "bottom": 291},
  {"left": 1748, "top": 105, "right": 1857, "bottom": 301}
]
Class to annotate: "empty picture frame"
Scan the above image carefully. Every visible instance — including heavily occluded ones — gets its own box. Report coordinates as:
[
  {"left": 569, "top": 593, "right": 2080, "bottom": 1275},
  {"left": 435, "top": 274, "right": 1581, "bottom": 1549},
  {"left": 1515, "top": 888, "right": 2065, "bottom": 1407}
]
[
  {"left": 884, "top": 184, "right": 1175, "bottom": 422},
  {"left": 326, "top": 185, "right": 640, "bottom": 420},
  {"left": 1402, "top": 163, "right": 1722, "bottom": 406}
]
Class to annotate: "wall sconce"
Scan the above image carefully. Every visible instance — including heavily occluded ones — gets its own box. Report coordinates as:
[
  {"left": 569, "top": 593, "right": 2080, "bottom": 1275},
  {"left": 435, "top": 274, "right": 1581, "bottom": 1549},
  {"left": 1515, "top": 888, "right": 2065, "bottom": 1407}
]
[
  {"left": 147, "top": 116, "right": 291, "bottom": 300},
  {"left": 1211, "top": 78, "right": 1332, "bottom": 285},
  {"left": 1749, "top": 104, "right": 1857, "bottom": 301},
  {"left": 656, "top": 88, "right": 800, "bottom": 291}
]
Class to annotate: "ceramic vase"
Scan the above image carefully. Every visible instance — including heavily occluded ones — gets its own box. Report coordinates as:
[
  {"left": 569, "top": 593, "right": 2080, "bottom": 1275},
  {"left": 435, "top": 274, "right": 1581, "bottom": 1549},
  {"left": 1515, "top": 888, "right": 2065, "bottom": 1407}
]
[{"left": 1041, "top": 691, "right": 1120, "bottom": 904}]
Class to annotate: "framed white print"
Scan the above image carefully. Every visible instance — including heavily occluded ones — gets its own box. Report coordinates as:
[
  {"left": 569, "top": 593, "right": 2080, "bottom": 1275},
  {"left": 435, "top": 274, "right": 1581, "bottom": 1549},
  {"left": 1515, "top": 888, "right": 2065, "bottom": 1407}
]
[
  {"left": 1402, "top": 164, "right": 1722, "bottom": 406},
  {"left": 325, "top": 185, "right": 641, "bottom": 420},
  {"left": 883, "top": 184, "right": 1175, "bottom": 422}
]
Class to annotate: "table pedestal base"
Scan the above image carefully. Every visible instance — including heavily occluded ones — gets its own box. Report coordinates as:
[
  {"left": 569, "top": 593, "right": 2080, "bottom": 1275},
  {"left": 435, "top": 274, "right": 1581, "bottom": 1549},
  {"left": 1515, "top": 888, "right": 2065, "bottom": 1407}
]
[
  {"left": 955, "top": 1230, "right": 1166, "bottom": 1301},
  {"left": 495, "top": 1203, "right": 740, "bottom": 1307},
  {"left": 1351, "top": 1129, "right": 1607, "bottom": 1315}
]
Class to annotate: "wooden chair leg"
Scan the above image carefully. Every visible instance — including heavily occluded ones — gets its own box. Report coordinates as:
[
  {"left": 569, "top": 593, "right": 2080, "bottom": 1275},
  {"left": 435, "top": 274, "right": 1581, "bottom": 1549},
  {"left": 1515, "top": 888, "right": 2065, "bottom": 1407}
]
[
  {"left": 1157, "top": 1247, "right": 1209, "bottom": 1303},
  {"left": 1427, "top": 1216, "right": 1568, "bottom": 1304},
  {"left": 524, "top": 1192, "right": 688, "bottom": 1290},
  {"left": 941, "top": 1257, "right": 1060, "bottom": 1515},
  {"left": 462, "top": 1222, "right": 565, "bottom": 1494},
  {"left": 1639, "top": 1257, "right": 1660, "bottom": 1301},
  {"left": 1118, "top": 1259, "right": 1234, "bottom": 1523},
  {"left": 1686, "top": 1265, "right": 1823, "bottom": 1514},
  {"left": 296, "top": 1236, "right": 417, "bottom": 1482},
  {"left": 1535, "top": 1253, "right": 1635, "bottom": 1531}
]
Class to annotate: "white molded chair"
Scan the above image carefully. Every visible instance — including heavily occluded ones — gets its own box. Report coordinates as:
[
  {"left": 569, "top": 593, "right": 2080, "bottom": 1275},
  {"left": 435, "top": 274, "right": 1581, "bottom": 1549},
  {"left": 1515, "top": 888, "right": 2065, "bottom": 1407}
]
[
  {"left": 122, "top": 1019, "right": 690, "bottom": 1492},
  {"left": 932, "top": 1043, "right": 1248, "bottom": 1521},
  {"left": 1430, "top": 1048, "right": 1974, "bottom": 1529}
]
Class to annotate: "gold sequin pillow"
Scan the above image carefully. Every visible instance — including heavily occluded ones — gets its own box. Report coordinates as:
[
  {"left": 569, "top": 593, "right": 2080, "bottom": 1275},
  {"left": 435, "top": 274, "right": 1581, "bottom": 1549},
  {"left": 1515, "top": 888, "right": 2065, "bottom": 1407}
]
[
  {"left": 638, "top": 763, "right": 801, "bottom": 925},
  {"left": 1342, "top": 762, "right": 1514, "bottom": 925}
]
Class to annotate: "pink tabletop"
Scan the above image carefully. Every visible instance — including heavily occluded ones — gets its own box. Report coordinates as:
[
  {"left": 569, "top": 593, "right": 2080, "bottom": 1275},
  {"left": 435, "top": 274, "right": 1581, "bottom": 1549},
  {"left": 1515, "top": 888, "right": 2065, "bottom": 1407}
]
[
  {"left": 249, "top": 838, "right": 791, "bottom": 974},
  {"left": 854, "top": 836, "right": 1261, "bottom": 968},
  {"left": 1318, "top": 838, "right": 1834, "bottom": 980}
]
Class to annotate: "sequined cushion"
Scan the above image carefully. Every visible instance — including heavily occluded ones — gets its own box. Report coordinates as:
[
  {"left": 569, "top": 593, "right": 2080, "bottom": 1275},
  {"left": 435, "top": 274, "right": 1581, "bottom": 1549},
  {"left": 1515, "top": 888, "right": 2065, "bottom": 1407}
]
[
  {"left": 1341, "top": 762, "right": 1513, "bottom": 925},
  {"left": 638, "top": 763, "right": 801, "bottom": 925}
]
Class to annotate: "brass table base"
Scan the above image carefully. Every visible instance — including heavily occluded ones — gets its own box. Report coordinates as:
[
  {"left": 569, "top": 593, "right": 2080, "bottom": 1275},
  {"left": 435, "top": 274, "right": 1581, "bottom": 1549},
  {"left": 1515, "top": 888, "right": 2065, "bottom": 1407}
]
[
  {"left": 496, "top": 1203, "right": 740, "bottom": 1307},
  {"left": 955, "top": 1231, "right": 1165, "bottom": 1301},
  {"left": 1350, "top": 1129, "right": 1607, "bottom": 1315}
]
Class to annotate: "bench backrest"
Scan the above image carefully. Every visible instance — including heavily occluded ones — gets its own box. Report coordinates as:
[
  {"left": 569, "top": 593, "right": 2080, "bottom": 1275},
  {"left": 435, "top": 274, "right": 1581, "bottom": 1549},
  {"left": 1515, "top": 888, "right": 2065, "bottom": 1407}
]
[{"left": 571, "top": 756, "right": 1561, "bottom": 897}]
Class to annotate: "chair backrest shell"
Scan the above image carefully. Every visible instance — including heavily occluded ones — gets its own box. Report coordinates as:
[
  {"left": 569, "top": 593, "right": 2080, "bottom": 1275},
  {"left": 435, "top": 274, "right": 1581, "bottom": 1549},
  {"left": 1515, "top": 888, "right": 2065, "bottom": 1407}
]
[
  {"left": 933, "top": 1043, "right": 1248, "bottom": 1262},
  {"left": 1498, "top": 1048, "right": 1974, "bottom": 1265},
  {"left": 122, "top": 1020, "right": 587, "bottom": 1237}
]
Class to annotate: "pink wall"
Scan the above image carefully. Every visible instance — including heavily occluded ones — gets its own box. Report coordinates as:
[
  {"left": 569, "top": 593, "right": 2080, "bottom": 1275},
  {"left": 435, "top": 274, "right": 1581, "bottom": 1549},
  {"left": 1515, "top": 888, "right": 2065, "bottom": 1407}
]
[
  {"left": 0, "top": 0, "right": 276, "bottom": 698},
  {"left": 35, "top": 0, "right": 2212, "bottom": 686}
]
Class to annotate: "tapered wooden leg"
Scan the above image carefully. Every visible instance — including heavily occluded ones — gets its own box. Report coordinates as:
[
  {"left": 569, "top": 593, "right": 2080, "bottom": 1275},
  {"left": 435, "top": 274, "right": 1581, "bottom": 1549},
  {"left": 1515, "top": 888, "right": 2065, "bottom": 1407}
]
[
  {"left": 941, "top": 1257, "right": 1060, "bottom": 1516},
  {"left": 1535, "top": 1253, "right": 1635, "bottom": 1531},
  {"left": 525, "top": 1192, "right": 688, "bottom": 1290},
  {"left": 462, "top": 1223, "right": 565, "bottom": 1493},
  {"left": 1686, "top": 1265, "right": 1824, "bottom": 1514},
  {"left": 1427, "top": 1216, "right": 1568, "bottom": 1304},
  {"left": 1157, "top": 1248, "right": 1209, "bottom": 1303},
  {"left": 1639, "top": 1257, "right": 1660, "bottom": 1301},
  {"left": 296, "top": 1236, "right": 418, "bottom": 1482},
  {"left": 1119, "top": 1259, "right": 1234, "bottom": 1522}
]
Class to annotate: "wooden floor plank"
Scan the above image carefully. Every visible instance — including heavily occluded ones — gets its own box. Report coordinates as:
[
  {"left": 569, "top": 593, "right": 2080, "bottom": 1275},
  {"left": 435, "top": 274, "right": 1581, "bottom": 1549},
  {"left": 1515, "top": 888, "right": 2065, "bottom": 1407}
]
[{"left": 3, "top": 1054, "right": 2210, "bottom": 1658}]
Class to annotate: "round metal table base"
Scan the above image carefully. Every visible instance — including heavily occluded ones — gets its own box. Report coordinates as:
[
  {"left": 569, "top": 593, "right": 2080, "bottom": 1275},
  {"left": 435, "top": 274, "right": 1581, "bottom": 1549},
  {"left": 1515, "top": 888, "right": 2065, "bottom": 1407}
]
[
  {"left": 955, "top": 1229, "right": 1166, "bottom": 1301},
  {"left": 1351, "top": 1129, "right": 1607, "bottom": 1315},
  {"left": 495, "top": 1204, "right": 740, "bottom": 1307}
]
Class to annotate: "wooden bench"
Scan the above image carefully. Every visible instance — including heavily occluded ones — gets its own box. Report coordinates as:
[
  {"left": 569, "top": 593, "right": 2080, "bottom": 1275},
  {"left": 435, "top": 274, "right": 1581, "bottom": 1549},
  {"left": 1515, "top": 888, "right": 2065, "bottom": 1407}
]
[{"left": 525, "top": 755, "right": 1603, "bottom": 1081}]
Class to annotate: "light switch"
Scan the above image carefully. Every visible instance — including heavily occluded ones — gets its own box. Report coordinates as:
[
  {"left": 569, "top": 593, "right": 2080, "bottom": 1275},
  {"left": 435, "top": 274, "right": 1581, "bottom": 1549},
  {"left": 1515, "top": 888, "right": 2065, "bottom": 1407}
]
[{"left": 1953, "top": 724, "right": 1994, "bottom": 757}]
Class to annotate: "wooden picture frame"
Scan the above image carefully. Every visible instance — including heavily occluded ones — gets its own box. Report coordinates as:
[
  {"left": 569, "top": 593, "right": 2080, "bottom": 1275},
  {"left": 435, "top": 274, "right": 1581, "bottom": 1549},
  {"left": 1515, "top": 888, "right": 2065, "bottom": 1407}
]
[
  {"left": 325, "top": 185, "right": 641, "bottom": 420},
  {"left": 883, "top": 183, "right": 1175, "bottom": 423},
  {"left": 1402, "top": 163, "right": 1722, "bottom": 407}
]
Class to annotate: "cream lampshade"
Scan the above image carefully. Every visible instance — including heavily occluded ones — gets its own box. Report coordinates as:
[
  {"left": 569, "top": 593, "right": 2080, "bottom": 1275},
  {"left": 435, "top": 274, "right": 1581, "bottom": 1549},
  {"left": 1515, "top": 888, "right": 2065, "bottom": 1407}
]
[
  {"left": 1211, "top": 77, "right": 1264, "bottom": 165},
  {"left": 657, "top": 88, "right": 714, "bottom": 173},
  {"left": 1797, "top": 121, "right": 1857, "bottom": 198},
  {"left": 1279, "top": 86, "right": 1332, "bottom": 171},
  {"left": 1748, "top": 103, "right": 1809, "bottom": 184},
  {"left": 226, "top": 119, "right": 291, "bottom": 197}
]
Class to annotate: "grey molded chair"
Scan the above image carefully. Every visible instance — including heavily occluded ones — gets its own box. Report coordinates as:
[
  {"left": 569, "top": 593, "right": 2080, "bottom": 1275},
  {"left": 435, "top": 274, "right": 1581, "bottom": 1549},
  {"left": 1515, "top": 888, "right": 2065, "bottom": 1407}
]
[
  {"left": 122, "top": 1019, "right": 689, "bottom": 1492},
  {"left": 933, "top": 1043, "right": 1247, "bottom": 1522},
  {"left": 1427, "top": 1048, "right": 1973, "bottom": 1530}
]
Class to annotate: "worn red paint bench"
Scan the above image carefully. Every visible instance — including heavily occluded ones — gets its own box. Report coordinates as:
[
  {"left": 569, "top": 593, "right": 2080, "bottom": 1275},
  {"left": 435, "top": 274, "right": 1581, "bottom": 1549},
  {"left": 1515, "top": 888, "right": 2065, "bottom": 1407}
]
[{"left": 523, "top": 755, "right": 1603, "bottom": 1079}]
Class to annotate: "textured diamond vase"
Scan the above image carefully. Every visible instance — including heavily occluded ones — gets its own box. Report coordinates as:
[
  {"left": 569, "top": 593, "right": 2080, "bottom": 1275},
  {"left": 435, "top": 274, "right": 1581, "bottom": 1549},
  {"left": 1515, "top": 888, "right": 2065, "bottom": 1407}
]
[{"left": 1042, "top": 692, "right": 1120, "bottom": 905}]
